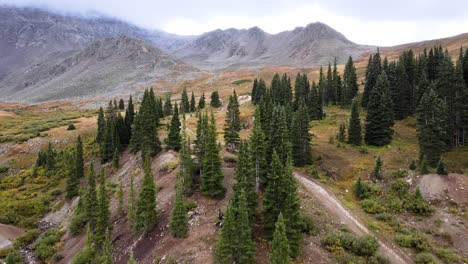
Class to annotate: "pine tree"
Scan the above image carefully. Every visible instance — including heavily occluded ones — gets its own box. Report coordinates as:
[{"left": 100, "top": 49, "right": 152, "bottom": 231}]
[
  {"left": 119, "top": 99, "right": 125, "bottom": 110},
  {"left": 362, "top": 50, "right": 382, "bottom": 107},
  {"left": 232, "top": 141, "right": 257, "bottom": 221},
  {"left": 293, "top": 73, "right": 306, "bottom": 110},
  {"left": 420, "top": 157, "right": 429, "bottom": 174},
  {"left": 343, "top": 56, "right": 359, "bottom": 105},
  {"left": 181, "top": 88, "right": 190, "bottom": 113},
  {"left": 135, "top": 156, "right": 158, "bottom": 233},
  {"left": 190, "top": 91, "right": 196, "bottom": 112},
  {"left": 128, "top": 173, "right": 136, "bottom": 229},
  {"left": 269, "top": 213, "right": 291, "bottom": 264},
  {"left": 170, "top": 176, "right": 188, "bottom": 238},
  {"left": 365, "top": 71, "right": 394, "bottom": 146},
  {"left": 66, "top": 154, "right": 79, "bottom": 199},
  {"left": 198, "top": 93, "right": 206, "bottom": 109},
  {"left": 267, "top": 106, "right": 291, "bottom": 166},
  {"left": 371, "top": 156, "right": 383, "bottom": 181},
  {"left": 112, "top": 149, "right": 119, "bottom": 168},
  {"left": 124, "top": 96, "right": 135, "bottom": 142},
  {"left": 95, "top": 173, "right": 111, "bottom": 249},
  {"left": 354, "top": 177, "right": 364, "bottom": 199},
  {"left": 215, "top": 191, "right": 255, "bottom": 263},
  {"left": 308, "top": 81, "right": 323, "bottom": 120},
  {"left": 409, "top": 160, "right": 417, "bottom": 170},
  {"left": 224, "top": 91, "right": 241, "bottom": 152},
  {"left": 416, "top": 88, "right": 449, "bottom": 166},
  {"left": 348, "top": 99, "right": 362, "bottom": 145},
  {"left": 166, "top": 102, "right": 182, "bottom": 150},
  {"left": 85, "top": 163, "right": 98, "bottom": 230},
  {"left": 201, "top": 112, "right": 225, "bottom": 199},
  {"left": 194, "top": 112, "right": 209, "bottom": 176},
  {"left": 291, "top": 101, "right": 312, "bottom": 166},
  {"left": 250, "top": 108, "right": 267, "bottom": 190},
  {"left": 97, "top": 107, "right": 106, "bottom": 144},
  {"left": 337, "top": 123, "right": 346, "bottom": 143},
  {"left": 251, "top": 78, "right": 258, "bottom": 104},
  {"left": 210, "top": 91, "right": 222, "bottom": 108},
  {"left": 164, "top": 94, "right": 173, "bottom": 116}
]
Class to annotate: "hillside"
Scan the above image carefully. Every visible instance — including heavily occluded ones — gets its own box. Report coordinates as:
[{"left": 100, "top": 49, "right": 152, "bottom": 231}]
[{"left": 0, "top": 36, "right": 201, "bottom": 103}]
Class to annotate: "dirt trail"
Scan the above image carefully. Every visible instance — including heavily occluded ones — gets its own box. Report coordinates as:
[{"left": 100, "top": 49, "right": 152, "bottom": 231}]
[{"left": 294, "top": 171, "right": 413, "bottom": 264}]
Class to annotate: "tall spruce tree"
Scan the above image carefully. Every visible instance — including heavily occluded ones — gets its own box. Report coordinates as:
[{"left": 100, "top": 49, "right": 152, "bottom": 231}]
[
  {"left": 269, "top": 213, "right": 291, "bottom": 264},
  {"left": 365, "top": 72, "right": 394, "bottom": 146},
  {"left": 75, "top": 135, "right": 84, "bottom": 178},
  {"left": 371, "top": 156, "right": 383, "bottom": 181},
  {"left": 85, "top": 163, "right": 98, "bottom": 230},
  {"left": 135, "top": 156, "right": 158, "bottom": 233},
  {"left": 190, "top": 91, "right": 196, "bottom": 112},
  {"left": 224, "top": 91, "right": 241, "bottom": 152},
  {"left": 215, "top": 191, "right": 255, "bottom": 263},
  {"left": 210, "top": 91, "right": 222, "bottom": 108},
  {"left": 170, "top": 176, "right": 188, "bottom": 238},
  {"left": 309, "top": 81, "right": 323, "bottom": 120},
  {"left": 347, "top": 99, "right": 362, "bottom": 145},
  {"left": 232, "top": 141, "right": 257, "bottom": 221},
  {"left": 166, "top": 102, "right": 182, "bottom": 150},
  {"left": 119, "top": 98, "right": 125, "bottom": 110},
  {"left": 95, "top": 173, "right": 111, "bottom": 248},
  {"left": 251, "top": 78, "right": 258, "bottom": 104},
  {"left": 250, "top": 108, "right": 267, "bottom": 190},
  {"left": 97, "top": 107, "right": 106, "bottom": 144},
  {"left": 179, "top": 120, "right": 194, "bottom": 196},
  {"left": 267, "top": 106, "right": 291, "bottom": 166},
  {"left": 164, "top": 94, "right": 173, "bottom": 116},
  {"left": 201, "top": 112, "right": 225, "bottom": 199},
  {"left": 181, "top": 88, "right": 190, "bottom": 113},
  {"left": 362, "top": 50, "right": 382, "bottom": 107},
  {"left": 127, "top": 173, "right": 136, "bottom": 229},
  {"left": 343, "top": 56, "right": 359, "bottom": 105},
  {"left": 198, "top": 93, "right": 206, "bottom": 109},
  {"left": 291, "top": 101, "right": 312, "bottom": 166},
  {"left": 416, "top": 88, "right": 449, "bottom": 166}
]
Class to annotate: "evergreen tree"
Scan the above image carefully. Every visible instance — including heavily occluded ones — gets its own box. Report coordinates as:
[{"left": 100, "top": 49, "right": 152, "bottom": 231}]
[
  {"left": 128, "top": 173, "right": 136, "bottom": 228},
  {"left": 215, "top": 191, "right": 255, "bottom": 263},
  {"left": 420, "top": 157, "right": 429, "bottom": 174},
  {"left": 251, "top": 78, "right": 258, "bottom": 104},
  {"left": 348, "top": 100, "right": 362, "bottom": 145},
  {"left": 293, "top": 73, "right": 306, "bottom": 110},
  {"left": 365, "top": 72, "right": 394, "bottom": 146},
  {"left": 362, "top": 50, "right": 382, "bottom": 107},
  {"left": 85, "top": 163, "right": 98, "bottom": 230},
  {"left": 416, "top": 88, "right": 449, "bottom": 166},
  {"left": 164, "top": 94, "right": 173, "bottom": 116},
  {"left": 194, "top": 112, "right": 209, "bottom": 176},
  {"left": 343, "top": 56, "right": 359, "bottom": 105},
  {"left": 112, "top": 149, "right": 120, "bottom": 168},
  {"left": 371, "top": 156, "right": 383, "bottom": 181},
  {"left": 66, "top": 153, "right": 79, "bottom": 199},
  {"left": 166, "top": 102, "right": 182, "bottom": 150},
  {"left": 190, "top": 91, "right": 196, "bottom": 112},
  {"left": 437, "top": 160, "right": 448, "bottom": 175},
  {"left": 198, "top": 93, "right": 206, "bottom": 109},
  {"left": 181, "top": 88, "right": 190, "bottom": 113},
  {"left": 99, "top": 231, "right": 113, "bottom": 264},
  {"left": 354, "top": 177, "right": 365, "bottom": 199},
  {"left": 308, "top": 81, "right": 323, "bottom": 120},
  {"left": 210, "top": 91, "right": 222, "bottom": 108},
  {"left": 250, "top": 108, "right": 267, "bottom": 190},
  {"left": 255, "top": 79, "right": 267, "bottom": 104},
  {"left": 232, "top": 141, "right": 257, "bottom": 221},
  {"left": 119, "top": 99, "right": 125, "bottom": 110},
  {"left": 97, "top": 107, "right": 106, "bottom": 144},
  {"left": 130, "top": 89, "right": 161, "bottom": 156},
  {"left": 95, "top": 173, "right": 111, "bottom": 248},
  {"left": 269, "top": 213, "right": 291, "bottom": 264},
  {"left": 124, "top": 96, "right": 135, "bottom": 141},
  {"left": 326, "top": 63, "right": 334, "bottom": 104},
  {"left": 224, "top": 91, "right": 241, "bottom": 152},
  {"left": 66, "top": 136, "right": 83, "bottom": 199},
  {"left": 332, "top": 58, "right": 342, "bottom": 105},
  {"left": 409, "top": 160, "right": 417, "bottom": 170},
  {"left": 267, "top": 106, "right": 291, "bottom": 166},
  {"left": 170, "top": 176, "right": 188, "bottom": 238},
  {"left": 201, "top": 112, "right": 225, "bottom": 199},
  {"left": 135, "top": 156, "right": 158, "bottom": 233},
  {"left": 291, "top": 101, "right": 312, "bottom": 166}
]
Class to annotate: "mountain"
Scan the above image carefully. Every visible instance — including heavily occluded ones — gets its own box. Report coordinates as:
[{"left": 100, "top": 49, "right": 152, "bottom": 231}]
[
  {"left": 0, "top": 35, "right": 199, "bottom": 102},
  {"left": 173, "top": 22, "right": 373, "bottom": 70},
  {"left": 0, "top": 6, "right": 197, "bottom": 102}
]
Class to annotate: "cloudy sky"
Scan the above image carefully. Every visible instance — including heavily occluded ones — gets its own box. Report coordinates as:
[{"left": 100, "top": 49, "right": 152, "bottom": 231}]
[{"left": 2, "top": 0, "right": 468, "bottom": 46}]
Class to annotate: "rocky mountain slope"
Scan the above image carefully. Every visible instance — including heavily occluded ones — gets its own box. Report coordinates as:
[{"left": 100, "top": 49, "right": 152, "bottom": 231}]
[
  {"left": 0, "top": 35, "right": 200, "bottom": 102},
  {"left": 174, "top": 23, "right": 373, "bottom": 70}
]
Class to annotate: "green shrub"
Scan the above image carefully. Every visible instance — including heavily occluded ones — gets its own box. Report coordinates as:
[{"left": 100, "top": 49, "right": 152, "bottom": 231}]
[
  {"left": 390, "top": 179, "right": 410, "bottom": 198},
  {"left": 0, "top": 166, "right": 8, "bottom": 173},
  {"left": 353, "top": 235, "right": 379, "bottom": 257},
  {"left": 436, "top": 248, "right": 461, "bottom": 263},
  {"left": 367, "top": 254, "right": 391, "bottom": 264},
  {"left": 160, "top": 160, "right": 178, "bottom": 173},
  {"left": 414, "top": 252, "right": 438, "bottom": 264},
  {"left": 72, "top": 247, "right": 96, "bottom": 264},
  {"left": 385, "top": 195, "right": 404, "bottom": 213},
  {"left": 4, "top": 250, "right": 22, "bottom": 264},
  {"left": 322, "top": 231, "right": 379, "bottom": 257},
  {"left": 392, "top": 169, "right": 408, "bottom": 178},
  {"left": 185, "top": 200, "right": 198, "bottom": 211},
  {"left": 299, "top": 214, "right": 317, "bottom": 235},
  {"left": 34, "top": 229, "right": 63, "bottom": 262},
  {"left": 69, "top": 212, "right": 87, "bottom": 236},
  {"left": 13, "top": 228, "right": 41, "bottom": 248},
  {"left": 395, "top": 232, "right": 431, "bottom": 252},
  {"left": 404, "top": 189, "right": 433, "bottom": 216},
  {"left": 361, "top": 198, "right": 386, "bottom": 214},
  {"left": 67, "top": 123, "right": 76, "bottom": 130},
  {"left": 231, "top": 79, "right": 252, "bottom": 85}
]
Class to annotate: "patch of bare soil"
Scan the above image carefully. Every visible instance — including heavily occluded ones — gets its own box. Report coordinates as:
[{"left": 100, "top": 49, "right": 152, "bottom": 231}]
[
  {"left": 418, "top": 173, "right": 467, "bottom": 207},
  {"left": 0, "top": 223, "right": 24, "bottom": 250}
]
